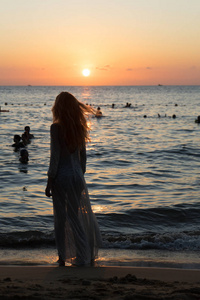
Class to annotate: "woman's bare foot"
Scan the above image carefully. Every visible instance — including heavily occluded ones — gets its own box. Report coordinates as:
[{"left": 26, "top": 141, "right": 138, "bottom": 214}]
[{"left": 58, "top": 256, "right": 65, "bottom": 266}]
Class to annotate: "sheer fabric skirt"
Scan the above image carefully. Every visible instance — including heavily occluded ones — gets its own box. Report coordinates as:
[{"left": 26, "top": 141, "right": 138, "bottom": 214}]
[{"left": 52, "top": 168, "right": 101, "bottom": 265}]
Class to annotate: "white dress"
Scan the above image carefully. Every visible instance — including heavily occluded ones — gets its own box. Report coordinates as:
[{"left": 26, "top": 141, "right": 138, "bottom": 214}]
[{"left": 48, "top": 123, "right": 101, "bottom": 265}]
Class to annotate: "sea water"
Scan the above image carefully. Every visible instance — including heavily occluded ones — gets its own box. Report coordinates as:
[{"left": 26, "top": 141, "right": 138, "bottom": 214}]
[{"left": 0, "top": 85, "right": 200, "bottom": 269}]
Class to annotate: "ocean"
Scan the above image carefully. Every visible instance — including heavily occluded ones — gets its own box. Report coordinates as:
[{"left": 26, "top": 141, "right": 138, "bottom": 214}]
[{"left": 0, "top": 85, "right": 200, "bottom": 269}]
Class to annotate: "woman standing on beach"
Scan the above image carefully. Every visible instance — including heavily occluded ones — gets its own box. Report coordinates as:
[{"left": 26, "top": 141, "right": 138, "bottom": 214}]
[{"left": 45, "top": 92, "right": 101, "bottom": 266}]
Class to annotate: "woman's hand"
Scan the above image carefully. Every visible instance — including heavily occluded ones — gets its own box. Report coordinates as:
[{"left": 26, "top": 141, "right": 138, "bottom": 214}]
[
  {"left": 45, "top": 176, "right": 53, "bottom": 197},
  {"left": 45, "top": 186, "right": 52, "bottom": 197}
]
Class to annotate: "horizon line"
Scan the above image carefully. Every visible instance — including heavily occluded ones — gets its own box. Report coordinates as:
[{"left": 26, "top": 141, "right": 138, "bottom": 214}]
[{"left": 0, "top": 84, "right": 200, "bottom": 87}]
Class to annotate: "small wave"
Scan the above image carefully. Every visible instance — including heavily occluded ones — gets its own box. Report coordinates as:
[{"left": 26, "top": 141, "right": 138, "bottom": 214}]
[
  {"left": 0, "top": 231, "right": 55, "bottom": 248},
  {"left": 1, "top": 229, "right": 200, "bottom": 252},
  {"left": 148, "top": 146, "right": 200, "bottom": 159},
  {"left": 96, "top": 203, "right": 200, "bottom": 232},
  {"left": 102, "top": 230, "right": 200, "bottom": 251}
]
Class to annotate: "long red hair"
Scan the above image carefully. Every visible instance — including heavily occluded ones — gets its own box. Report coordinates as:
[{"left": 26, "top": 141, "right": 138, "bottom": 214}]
[{"left": 52, "top": 92, "right": 93, "bottom": 152}]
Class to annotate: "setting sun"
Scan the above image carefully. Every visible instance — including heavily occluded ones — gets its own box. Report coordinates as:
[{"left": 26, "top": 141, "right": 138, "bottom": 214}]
[{"left": 82, "top": 69, "right": 90, "bottom": 77}]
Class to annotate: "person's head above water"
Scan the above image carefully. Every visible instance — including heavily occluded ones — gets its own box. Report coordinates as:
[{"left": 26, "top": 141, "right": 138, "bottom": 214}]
[
  {"left": 13, "top": 134, "right": 21, "bottom": 142},
  {"left": 52, "top": 91, "right": 94, "bottom": 150},
  {"left": 24, "top": 126, "right": 30, "bottom": 133}
]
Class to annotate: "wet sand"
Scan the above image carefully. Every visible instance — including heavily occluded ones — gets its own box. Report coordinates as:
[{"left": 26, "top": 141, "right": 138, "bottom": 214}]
[{"left": 0, "top": 266, "right": 200, "bottom": 299}]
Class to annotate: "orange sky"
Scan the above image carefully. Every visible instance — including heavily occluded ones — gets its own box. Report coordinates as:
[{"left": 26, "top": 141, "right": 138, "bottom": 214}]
[{"left": 0, "top": 0, "right": 200, "bottom": 85}]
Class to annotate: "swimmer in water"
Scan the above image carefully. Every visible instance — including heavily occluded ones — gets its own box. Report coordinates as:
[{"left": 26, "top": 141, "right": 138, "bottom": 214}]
[
  {"left": 12, "top": 135, "right": 25, "bottom": 151},
  {"left": 19, "top": 149, "right": 29, "bottom": 164},
  {"left": 22, "top": 126, "right": 34, "bottom": 144},
  {"left": 195, "top": 116, "right": 200, "bottom": 123},
  {"left": 95, "top": 107, "right": 103, "bottom": 118}
]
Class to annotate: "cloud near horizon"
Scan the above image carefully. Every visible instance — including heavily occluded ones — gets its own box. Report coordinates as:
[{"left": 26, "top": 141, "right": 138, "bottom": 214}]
[
  {"left": 96, "top": 65, "right": 111, "bottom": 71},
  {"left": 126, "top": 67, "right": 152, "bottom": 71}
]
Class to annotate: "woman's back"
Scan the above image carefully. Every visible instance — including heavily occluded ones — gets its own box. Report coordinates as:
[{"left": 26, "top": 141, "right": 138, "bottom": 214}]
[{"left": 49, "top": 123, "right": 85, "bottom": 179}]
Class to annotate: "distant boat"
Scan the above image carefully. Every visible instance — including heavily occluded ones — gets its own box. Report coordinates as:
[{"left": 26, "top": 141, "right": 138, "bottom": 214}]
[
  {"left": 158, "top": 84, "right": 163, "bottom": 86},
  {"left": 0, "top": 105, "right": 9, "bottom": 112},
  {"left": 0, "top": 109, "right": 9, "bottom": 112}
]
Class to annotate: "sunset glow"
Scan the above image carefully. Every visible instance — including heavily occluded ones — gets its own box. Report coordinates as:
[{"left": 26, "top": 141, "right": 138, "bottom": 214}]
[{"left": 0, "top": 1, "right": 200, "bottom": 85}]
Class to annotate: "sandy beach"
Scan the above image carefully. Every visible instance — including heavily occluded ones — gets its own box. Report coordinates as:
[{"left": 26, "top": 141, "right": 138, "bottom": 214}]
[{"left": 0, "top": 266, "right": 200, "bottom": 299}]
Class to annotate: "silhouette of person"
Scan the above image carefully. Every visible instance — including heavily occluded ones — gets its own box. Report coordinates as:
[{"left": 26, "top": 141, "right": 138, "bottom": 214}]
[
  {"left": 22, "top": 126, "right": 34, "bottom": 145},
  {"left": 19, "top": 149, "right": 29, "bottom": 163},
  {"left": 12, "top": 135, "right": 25, "bottom": 151},
  {"left": 45, "top": 91, "right": 101, "bottom": 266},
  {"left": 95, "top": 107, "right": 103, "bottom": 117}
]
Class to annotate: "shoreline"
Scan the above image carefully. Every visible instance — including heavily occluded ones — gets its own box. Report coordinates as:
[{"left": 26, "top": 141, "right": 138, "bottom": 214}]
[
  {"left": 0, "top": 265, "right": 200, "bottom": 282},
  {"left": 0, "top": 266, "right": 200, "bottom": 299},
  {"left": 1, "top": 247, "right": 200, "bottom": 271}
]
